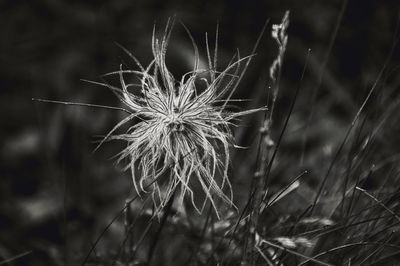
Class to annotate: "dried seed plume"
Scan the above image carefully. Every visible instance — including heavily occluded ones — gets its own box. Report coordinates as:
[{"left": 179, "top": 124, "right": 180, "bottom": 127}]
[{"left": 94, "top": 19, "right": 264, "bottom": 217}]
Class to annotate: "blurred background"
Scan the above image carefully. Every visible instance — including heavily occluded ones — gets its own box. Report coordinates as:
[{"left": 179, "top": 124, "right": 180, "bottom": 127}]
[{"left": 1, "top": 0, "right": 399, "bottom": 265}]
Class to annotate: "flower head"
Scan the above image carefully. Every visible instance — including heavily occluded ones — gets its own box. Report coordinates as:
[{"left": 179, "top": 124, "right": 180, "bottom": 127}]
[{"left": 95, "top": 19, "right": 263, "bottom": 217}]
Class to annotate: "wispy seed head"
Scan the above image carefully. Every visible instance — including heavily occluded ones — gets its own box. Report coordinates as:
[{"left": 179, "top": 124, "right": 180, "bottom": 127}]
[{"left": 97, "top": 19, "right": 264, "bottom": 218}]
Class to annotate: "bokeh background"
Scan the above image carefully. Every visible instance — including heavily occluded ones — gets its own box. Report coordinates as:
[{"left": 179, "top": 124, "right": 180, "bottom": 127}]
[{"left": 1, "top": 0, "right": 399, "bottom": 265}]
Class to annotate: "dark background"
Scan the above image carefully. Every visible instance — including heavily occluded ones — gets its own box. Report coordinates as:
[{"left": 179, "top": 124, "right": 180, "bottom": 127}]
[{"left": 1, "top": 0, "right": 399, "bottom": 265}]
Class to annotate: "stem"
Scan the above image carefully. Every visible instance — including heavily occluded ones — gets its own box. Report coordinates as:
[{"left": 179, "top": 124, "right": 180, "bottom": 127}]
[
  {"left": 147, "top": 190, "right": 176, "bottom": 265},
  {"left": 32, "top": 98, "right": 134, "bottom": 115},
  {"left": 124, "top": 200, "right": 133, "bottom": 265}
]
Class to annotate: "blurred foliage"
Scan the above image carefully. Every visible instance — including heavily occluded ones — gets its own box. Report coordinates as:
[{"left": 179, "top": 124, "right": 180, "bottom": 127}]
[{"left": 1, "top": 0, "right": 399, "bottom": 265}]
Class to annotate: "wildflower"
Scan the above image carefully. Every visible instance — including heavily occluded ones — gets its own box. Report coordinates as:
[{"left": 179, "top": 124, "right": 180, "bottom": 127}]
[{"left": 93, "top": 19, "right": 264, "bottom": 218}]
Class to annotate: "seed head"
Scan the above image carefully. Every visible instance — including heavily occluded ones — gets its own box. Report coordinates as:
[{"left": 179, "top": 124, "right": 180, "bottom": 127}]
[{"left": 95, "top": 19, "right": 264, "bottom": 217}]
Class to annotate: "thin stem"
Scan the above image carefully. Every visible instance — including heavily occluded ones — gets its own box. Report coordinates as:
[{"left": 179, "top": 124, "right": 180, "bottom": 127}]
[
  {"left": 355, "top": 187, "right": 400, "bottom": 222},
  {"left": 259, "top": 239, "right": 333, "bottom": 266},
  {"left": 147, "top": 189, "right": 176, "bottom": 265},
  {"left": 0, "top": 251, "right": 32, "bottom": 266},
  {"left": 32, "top": 98, "right": 134, "bottom": 115},
  {"left": 222, "top": 18, "right": 270, "bottom": 110}
]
